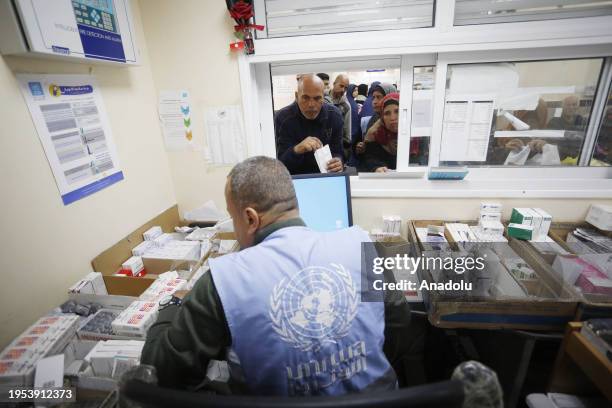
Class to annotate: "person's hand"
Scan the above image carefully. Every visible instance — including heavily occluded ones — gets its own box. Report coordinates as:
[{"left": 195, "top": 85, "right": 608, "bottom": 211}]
[
  {"left": 293, "top": 137, "right": 322, "bottom": 155},
  {"left": 528, "top": 139, "right": 546, "bottom": 153},
  {"left": 364, "top": 119, "right": 382, "bottom": 142},
  {"left": 505, "top": 139, "right": 524, "bottom": 152},
  {"left": 173, "top": 290, "right": 189, "bottom": 300},
  {"left": 355, "top": 141, "right": 365, "bottom": 154},
  {"left": 326, "top": 158, "right": 343, "bottom": 173},
  {"left": 375, "top": 166, "right": 388, "bottom": 173}
]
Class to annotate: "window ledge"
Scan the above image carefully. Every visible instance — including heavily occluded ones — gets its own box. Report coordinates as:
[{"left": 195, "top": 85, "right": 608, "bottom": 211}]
[{"left": 350, "top": 176, "right": 612, "bottom": 198}]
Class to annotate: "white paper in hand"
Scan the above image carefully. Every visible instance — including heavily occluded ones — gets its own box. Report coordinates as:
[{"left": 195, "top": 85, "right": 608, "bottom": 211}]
[{"left": 314, "top": 144, "right": 332, "bottom": 173}]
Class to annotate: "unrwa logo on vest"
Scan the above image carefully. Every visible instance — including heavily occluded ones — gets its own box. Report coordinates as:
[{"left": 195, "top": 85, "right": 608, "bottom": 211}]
[{"left": 269, "top": 264, "right": 358, "bottom": 351}]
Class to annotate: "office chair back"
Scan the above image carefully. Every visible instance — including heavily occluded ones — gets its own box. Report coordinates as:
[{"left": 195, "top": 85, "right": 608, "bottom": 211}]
[{"left": 121, "top": 378, "right": 465, "bottom": 408}]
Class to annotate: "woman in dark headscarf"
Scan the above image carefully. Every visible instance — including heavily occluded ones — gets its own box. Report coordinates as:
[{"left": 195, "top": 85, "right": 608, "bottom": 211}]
[
  {"left": 345, "top": 84, "right": 362, "bottom": 168},
  {"left": 360, "top": 81, "right": 380, "bottom": 119}
]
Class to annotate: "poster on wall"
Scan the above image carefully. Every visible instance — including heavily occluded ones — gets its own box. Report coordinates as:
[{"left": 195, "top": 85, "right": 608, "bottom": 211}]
[
  {"left": 18, "top": 74, "right": 124, "bottom": 205},
  {"left": 158, "top": 90, "right": 193, "bottom": 151}
]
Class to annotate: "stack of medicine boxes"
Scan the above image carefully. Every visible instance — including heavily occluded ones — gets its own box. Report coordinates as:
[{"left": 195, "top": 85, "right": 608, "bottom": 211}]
[{"left": 508, "top": 208, "right": 552, "bottom": 241}]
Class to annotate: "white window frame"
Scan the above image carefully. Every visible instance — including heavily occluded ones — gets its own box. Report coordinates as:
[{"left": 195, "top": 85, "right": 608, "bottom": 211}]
[{"left": 238, "top": 1, "right": 612, "bottom": 198}]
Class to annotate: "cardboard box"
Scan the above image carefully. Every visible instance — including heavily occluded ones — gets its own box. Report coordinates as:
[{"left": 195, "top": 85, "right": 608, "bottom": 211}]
[
  {"left": 91, "top": 206, "right": 203, "bottom": 297},
  {"left": 510, "top": 208, "right": 534, "bottom": 226},
  {"left": 533, "top": 208, "right": 552, "bottom": 239},
  {"left": 510, "top": 229, "right": 612, "bottom": 322},
  {"left": 507, "top": 223, "right": 533, "bottom": 240},
  {"left": 68, "top": 272, "right": 108, "bottom": 295},
  {"left": 586, "top": 204, "right": 612, "bottom": 231},
  {"left": 142, "top": 226, "right": 162, "bottom": 241},
  {"left": 407, "top": 220, "right": 577, "bottom": 330}
]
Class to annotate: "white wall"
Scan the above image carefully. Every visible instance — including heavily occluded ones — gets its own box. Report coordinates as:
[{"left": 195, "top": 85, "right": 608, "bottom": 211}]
[
  {"left": 138, "top": 0, "right": 241, "bottom": 214},
  {"left": 0, "top": 0, "right": 176, "bottom": 348}
]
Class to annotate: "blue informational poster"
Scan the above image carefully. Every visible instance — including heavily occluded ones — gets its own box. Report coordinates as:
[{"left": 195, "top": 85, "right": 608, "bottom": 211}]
[{"left": 18, "top": 74, "right": 124, "bottom": 205}]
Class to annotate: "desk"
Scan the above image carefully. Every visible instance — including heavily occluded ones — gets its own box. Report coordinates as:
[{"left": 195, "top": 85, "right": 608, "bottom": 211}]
[{"left": 549, "top": 322, "right": 612, "bottom": 402}]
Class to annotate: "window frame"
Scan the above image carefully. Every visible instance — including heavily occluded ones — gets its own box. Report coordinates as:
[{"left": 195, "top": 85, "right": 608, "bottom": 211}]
[{"left": 238, "top": 1, "right": 612, "bottom": 198}]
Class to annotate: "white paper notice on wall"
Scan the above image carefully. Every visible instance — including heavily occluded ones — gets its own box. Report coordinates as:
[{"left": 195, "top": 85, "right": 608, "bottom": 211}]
[
  {"left": 203, "top": 105, "right": 246, "bottom": 165},
  {"left": 17, "top": 74, "right": 124, "bottom": 205},
  {"left": 158, "top": 90, "right": 193, "bottom": 151}
]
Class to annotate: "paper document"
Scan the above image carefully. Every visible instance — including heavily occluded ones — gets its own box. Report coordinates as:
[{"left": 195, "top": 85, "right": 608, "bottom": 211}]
[
  {"left": 18, "top": 74, "right": 123, "bottom": 205},
  {"left": 204, "top": 105, "right": 246, "bottom": 165},
  {"left": 314, "top": 145, "right": 332, "bottom": 173},
  {"left": 158, "top": 90, "right": 193, "bottom": 150},
  {"left": 440, "top": 98, "right": 494, "bottom": 162}
]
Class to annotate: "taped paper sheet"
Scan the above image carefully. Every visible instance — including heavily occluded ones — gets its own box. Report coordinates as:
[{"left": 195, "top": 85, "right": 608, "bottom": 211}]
[
  {"left": 159, "top": 90, "right": 193, "bottom": 151},
  {"left": 203, "top": 105, "right": 246, "bottom": 165}
]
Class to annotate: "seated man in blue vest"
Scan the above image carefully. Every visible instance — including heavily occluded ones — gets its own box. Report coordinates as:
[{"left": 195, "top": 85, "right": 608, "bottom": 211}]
[{"left": 141, "top": 156, "right": 412, "bottom": 395}]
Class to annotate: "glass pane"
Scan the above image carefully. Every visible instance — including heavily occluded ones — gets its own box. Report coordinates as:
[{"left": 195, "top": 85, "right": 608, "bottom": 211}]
[
  {"left": 409, "top": 66, "right": 434, "bottom": 166},
  {"left": 591, "top": 84, "right": 612, "bottom": 166},
  {"left": 455, "top": 0, "right": 612, "bottom": 26},
  {"left": 260, "top": 0, "right": 434, "bottom": 38},
  {"left": 272, "top": 68, "right": 401, "bottom": 175},
  {"left": 439, "top": 58, "right": 603, "bottom": 167}
]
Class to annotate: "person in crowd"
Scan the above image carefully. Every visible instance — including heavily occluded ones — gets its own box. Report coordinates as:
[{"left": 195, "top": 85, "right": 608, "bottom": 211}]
[
  {"left": 325, "top": 74, "right": 352, "bottom": 161},
  {"left": 547, "top": 95, "right": 585, "bottom": 131},
  {"left": 141, "top": 156, "right": 412, "bottom": 395},
  {"left": 346, "top": 84, "right": 362, "bottom": 167},
  {"left": 360, "top": 80, "right": 380, "bottom": 119},
  {"left": 316, "top": 73, "right": 330, "bottom": 93},
  {"left": 355, "top": 84, "right": 368, "bottom": 112},
  {"left": 355, "top": 83, "right": 397, "bottom": 167},
  {"left": 362, "top": 93, "right": 400, "bottom": 172},
  {"left": 593, "top": 107, "right": 612, "bottom": 165},
  {"left": 275, "top": 74, "right": 344, "bottom": 175}
]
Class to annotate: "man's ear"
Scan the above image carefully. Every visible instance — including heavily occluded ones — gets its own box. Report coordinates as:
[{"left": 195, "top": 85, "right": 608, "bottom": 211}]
[
  {"left": 295, "top": 91, "right": 298, "bottom": 100},
  {"left": 244, "top": 207, "right": 260, "bottom": 234}
]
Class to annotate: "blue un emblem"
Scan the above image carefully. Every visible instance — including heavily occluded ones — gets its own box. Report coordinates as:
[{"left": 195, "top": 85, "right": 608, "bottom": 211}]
[{"left": 269, "top": 264, "right": 358, "bottom": 351}]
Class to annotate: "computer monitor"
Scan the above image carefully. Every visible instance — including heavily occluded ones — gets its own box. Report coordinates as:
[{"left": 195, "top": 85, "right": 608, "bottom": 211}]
[{"left": 292, "top": 173, "right": 353, "bottom": 232}]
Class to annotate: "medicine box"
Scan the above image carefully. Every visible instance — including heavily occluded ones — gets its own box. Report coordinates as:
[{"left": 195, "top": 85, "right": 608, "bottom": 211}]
[
  {"left": 481, "top": 202, "right": 502, "bottom": 212},
  {"left": 510, "top": 208, "right": 534, "bottom": 226},
  {"left": 507, "top": 223, "right": 533, "bottom": 240},
  {"left": 143, "top": 226, "right": 162, "bottom": 241},
  {"left": 585, "top": 204, "right": 612, "bottom": 231}
]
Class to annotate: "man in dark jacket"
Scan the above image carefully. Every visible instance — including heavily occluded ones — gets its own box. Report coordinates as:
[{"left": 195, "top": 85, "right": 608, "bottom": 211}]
[{"left": 275, "top": 74, "right": 344, "bottom": 175}]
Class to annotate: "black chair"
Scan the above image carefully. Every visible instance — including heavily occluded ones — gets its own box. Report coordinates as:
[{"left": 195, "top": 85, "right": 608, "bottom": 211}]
[{"left": 120, "top": 379, "right": 465, "bottom": 408}]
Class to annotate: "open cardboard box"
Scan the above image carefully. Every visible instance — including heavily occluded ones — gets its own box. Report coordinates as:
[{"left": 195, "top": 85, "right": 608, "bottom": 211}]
[
  {"left": 509, "top": 222, "right": 612, "bottom": 321},
  {"left": 91, "top": 205, "right": 206, "bottom": 297},
  {"left": 407, "top": 219, "right": 578, "bottom": 330}
]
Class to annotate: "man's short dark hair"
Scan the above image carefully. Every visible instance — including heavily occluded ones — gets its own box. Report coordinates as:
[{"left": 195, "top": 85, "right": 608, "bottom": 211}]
[
  {"left": 316, "top": 73, "right": 330, "bottom": 81},
  {"left": 228, "top": 156, "right": 298, "bottom": 214}
]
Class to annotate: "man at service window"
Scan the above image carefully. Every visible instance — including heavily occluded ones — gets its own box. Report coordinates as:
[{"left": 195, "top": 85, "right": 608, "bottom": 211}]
[{"left": 275, "top": 74, "right": 344, "bottom": 175}]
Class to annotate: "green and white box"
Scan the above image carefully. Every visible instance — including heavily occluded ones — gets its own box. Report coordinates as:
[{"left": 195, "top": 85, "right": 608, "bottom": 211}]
[
  {"left": 507, "top": 223, "right": 533, "bottom": 240},
  {"left": 510, "top": 208, "right": 533, "bottom": 226}
]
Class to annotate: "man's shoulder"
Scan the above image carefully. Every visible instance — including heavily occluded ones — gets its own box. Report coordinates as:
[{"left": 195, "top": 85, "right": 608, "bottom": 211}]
[{"left": 275, "top": 103, "right": 299, "bottom": 123}]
